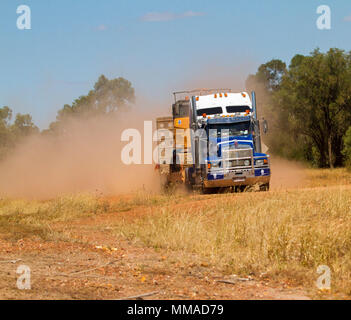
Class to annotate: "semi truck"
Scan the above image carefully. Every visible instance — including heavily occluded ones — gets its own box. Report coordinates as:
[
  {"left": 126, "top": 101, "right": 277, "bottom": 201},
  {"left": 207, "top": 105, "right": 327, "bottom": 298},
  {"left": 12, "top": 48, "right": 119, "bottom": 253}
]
[{"left": 156, "top": 89, "right": 270, "bottom": 193}]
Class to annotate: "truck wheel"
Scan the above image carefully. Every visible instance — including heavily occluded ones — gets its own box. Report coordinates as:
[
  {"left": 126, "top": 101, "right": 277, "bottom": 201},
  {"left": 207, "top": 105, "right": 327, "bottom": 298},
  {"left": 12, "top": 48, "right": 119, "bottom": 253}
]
[
  {"left": 259, "top": 183, "right": 270, "bottom": 192},
  {"left": 192, "top": 185, "right": 204, "bottom": 194},
  {"left": 233, "top": 186, "right": 246, "bottom": 193}
]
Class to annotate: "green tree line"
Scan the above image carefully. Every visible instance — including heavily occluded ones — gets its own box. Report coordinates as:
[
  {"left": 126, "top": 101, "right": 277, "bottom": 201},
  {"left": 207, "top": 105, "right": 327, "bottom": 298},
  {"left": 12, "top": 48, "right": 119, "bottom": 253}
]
[
  {"left": 0, "top": 75, "right": 135, "bottom": 159},
  {"left": 0, "top": 106, "right": 39, "bottom": 160},
  {"left": 247, "top": 48, "right": 351, "bottom": 168}
]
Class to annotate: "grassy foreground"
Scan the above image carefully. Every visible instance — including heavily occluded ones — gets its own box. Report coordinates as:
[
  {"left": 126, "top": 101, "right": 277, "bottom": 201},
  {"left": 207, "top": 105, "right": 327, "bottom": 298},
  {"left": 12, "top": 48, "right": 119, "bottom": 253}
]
[
  {"left": 0, "top": 168, "right": 351, "bottom": 297},
  {"left": 117, "top": 187, "right": 351, "bottom": 296},
  {"left": 114, "top": 169, "right": 351, "bottom": 297},
  {"left": 0, "top": 194, "right": 109, "bottom": 240}
]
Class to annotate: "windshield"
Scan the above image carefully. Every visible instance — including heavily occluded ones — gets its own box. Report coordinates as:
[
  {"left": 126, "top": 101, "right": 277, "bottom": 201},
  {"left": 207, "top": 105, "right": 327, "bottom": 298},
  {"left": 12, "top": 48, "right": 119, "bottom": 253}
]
[
  {"left": 208, "top": 121, "right": 251, "bottom": 137},
  {"left": 197, "top": 107, "right": 223, "bottom": 116},
  {"left": 226, "top": 106, "right": 251, "bottom": 113}
]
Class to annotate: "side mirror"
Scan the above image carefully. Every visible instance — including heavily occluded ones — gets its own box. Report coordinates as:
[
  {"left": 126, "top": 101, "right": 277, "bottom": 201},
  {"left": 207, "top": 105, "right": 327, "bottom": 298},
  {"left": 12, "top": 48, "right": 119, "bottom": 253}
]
[
  {"left": 262, "top": 119, "right": 268, "bottom": 134},
  {"left": 172, "top": 103, "right": 179, "bottom": 117}
]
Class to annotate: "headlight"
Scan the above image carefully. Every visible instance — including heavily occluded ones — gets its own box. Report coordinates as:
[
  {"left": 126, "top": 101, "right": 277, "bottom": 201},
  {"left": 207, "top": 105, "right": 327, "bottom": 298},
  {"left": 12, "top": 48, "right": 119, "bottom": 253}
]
[
  {"left": 256, "top": 159, "right": 266, "bottom": 166},
  {"left": 244, "top": 160, "right": 250, "bottom": 166}
]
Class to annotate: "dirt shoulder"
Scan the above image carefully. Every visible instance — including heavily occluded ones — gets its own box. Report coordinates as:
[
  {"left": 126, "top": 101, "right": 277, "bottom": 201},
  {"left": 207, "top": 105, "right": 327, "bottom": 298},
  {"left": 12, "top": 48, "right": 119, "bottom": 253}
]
[{"left": 0, "top": 204, "right": 311, "bottom": 300}]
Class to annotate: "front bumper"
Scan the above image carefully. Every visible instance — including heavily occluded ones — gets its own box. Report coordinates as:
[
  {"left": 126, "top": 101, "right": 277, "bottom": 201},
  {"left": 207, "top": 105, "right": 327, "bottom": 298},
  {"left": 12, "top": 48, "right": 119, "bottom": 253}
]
[{"left": 204, "top": 168, "right": 270, "bottom": 188}]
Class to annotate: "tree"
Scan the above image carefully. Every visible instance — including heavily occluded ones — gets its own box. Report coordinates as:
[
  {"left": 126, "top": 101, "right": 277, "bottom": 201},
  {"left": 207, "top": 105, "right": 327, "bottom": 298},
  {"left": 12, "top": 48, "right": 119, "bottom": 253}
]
[
  {"left": 93, "top": 75, "right": 135, "bottom": 113},
  {"left": 246, "top": 59, "right": 287, "bottom": 114},
  {"left": 49, "top": 75, "right": 135, "bottom": 134},
  {"left": 276, "top": 49, "right": 351, "bottom": 167},
  {"left": 0, "top": 106, "right": 39, "bottom": 160},
  {"left": 56, "top": 75, "right": 135, "bottom": 120},
  {"left": 248, "top": 49, "right": 351, "bottom": 168},
  {"left": 11, "top": 113, "right": 39, "bottom": 139},
  {"left": 343, "top": 126, "right": 351, "bottom": 169},
  {"left": 254, "top": 59, "right": 287, "bottom": 92},
  {"left": 0, "top": 106, "right": 13, "bottom": 159},
  {"left": 246, "top": 59, "right": 292, "bottom": 159}
]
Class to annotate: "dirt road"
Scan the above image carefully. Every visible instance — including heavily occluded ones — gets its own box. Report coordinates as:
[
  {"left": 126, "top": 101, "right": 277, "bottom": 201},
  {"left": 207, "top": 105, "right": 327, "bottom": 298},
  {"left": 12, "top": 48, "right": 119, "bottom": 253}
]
[{"left": 0, "top": 197, "right": 311, "bottom": 300}]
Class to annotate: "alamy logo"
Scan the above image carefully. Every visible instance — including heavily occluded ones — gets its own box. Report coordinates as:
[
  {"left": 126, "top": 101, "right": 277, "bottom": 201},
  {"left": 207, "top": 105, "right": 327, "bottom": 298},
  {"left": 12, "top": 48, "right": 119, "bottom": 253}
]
[
  {"left": 16, "top": 5, "right": 31, "bottom": 30},
  {"left": 316, "top": 5, "right": 331, "bottom": 30},
  {"left": 316, "top": 265, "right": 331, "bottom": 290},
  {"left": 120, "top": 121, "right": 239, "bottom": 166},
  {"left": 16, "top": 265, "right": 31, "bottom": 290}
]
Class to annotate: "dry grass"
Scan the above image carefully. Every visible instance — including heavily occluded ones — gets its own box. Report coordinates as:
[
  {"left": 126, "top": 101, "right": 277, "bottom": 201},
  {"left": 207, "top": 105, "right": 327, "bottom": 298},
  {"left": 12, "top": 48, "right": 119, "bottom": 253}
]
[
  {"left": 304, "top": 168, "right": 351, "bottom": 188},
  {"left": 1, "top": 168, "right": 351, "bottom": 297},
  {"left": 114, "top": 171, "right": 351, "bottom": 297},
  {"left": 0, "top": 194, "right": 111, "bottom": 240},
  {"left": 0, "top": 191, "right": 180, "bottom": 241}
]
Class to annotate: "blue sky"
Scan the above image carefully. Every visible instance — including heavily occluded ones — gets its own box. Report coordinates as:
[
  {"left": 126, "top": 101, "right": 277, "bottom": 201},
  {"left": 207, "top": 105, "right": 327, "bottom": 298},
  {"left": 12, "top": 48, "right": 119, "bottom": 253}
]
[{"left": 0, "top": 0, "right": 351, "bottom": 128}]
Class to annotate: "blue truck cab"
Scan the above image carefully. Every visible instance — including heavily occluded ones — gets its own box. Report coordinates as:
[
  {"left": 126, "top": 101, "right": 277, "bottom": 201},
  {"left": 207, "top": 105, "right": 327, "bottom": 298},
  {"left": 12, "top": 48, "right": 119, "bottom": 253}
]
[
  {"left": 203, "top": 115, "right": 270, "bottom": 191},
  {"left": 191, "top": 90, "right": 271, "bottom": 192},
  {"left": 158, "top": 89, "right": 271, "bottom": 193}
]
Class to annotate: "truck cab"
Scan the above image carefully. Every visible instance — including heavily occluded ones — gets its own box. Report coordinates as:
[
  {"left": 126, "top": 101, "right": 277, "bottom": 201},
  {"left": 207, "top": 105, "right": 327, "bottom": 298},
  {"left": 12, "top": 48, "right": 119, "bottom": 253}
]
[
  {"left": 157, "top": 89, "right": 271, "bottom": 192},
  {"left": 196, "top": 91, "right": 270, "bottom": 191}
]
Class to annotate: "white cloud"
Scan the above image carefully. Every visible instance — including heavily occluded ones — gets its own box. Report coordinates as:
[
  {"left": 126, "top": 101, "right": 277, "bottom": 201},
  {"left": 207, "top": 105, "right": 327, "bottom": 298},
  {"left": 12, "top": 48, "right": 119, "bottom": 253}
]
[
  {"left": 182, "top": 11, "right": 206, "bottom": 18},
  {"left": 141, "top": 12, "right": 176, "bottom": 22},
  {"left": 141, "top": 11, "right": 205, "bottom": 22}
]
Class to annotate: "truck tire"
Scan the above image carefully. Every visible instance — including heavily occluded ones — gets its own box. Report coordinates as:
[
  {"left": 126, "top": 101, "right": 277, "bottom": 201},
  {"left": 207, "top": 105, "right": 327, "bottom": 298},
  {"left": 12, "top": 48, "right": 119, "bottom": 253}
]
[
  {"left": 259, "top": 183, "right": 270, "bottom": 192},
  {"left": 234, "top": 186, "right": 247, "bottom": 193}
]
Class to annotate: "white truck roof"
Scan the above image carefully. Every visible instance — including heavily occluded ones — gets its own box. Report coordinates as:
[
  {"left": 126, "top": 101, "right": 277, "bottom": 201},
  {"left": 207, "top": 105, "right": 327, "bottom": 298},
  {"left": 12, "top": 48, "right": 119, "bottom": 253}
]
[{"left": 195, "top": 92, "right": 252, "bottom": 118}]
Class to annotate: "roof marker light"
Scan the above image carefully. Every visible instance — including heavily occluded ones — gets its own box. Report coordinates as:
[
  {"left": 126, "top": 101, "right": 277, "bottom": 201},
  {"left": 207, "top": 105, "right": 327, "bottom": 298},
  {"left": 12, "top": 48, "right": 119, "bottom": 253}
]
[
  {"left": 219, "top": 93, "right": 223, "bottom": 98},
  {"left": 196, "top": 96, "right": 199, "bottom": 101},
  {"left": 224, "top": 93, "right": 228, "bottom": 97},
  {"left": 242, "top": 93, "right": 246, "bottom": 98},
  {"left": 214, "top": 94, "right": 217, "bottom": 98}
]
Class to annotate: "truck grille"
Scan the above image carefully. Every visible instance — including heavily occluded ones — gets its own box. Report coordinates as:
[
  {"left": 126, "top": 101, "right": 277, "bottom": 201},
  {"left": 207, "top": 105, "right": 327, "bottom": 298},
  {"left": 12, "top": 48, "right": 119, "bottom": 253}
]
[
  {"left": 222, "top": 147, "right": 253, "bottom": 169},
  {"left": 224, "top": 149, "right": 252, "bottom": 159},
  {"left": 229, "top": 159, "right": 251, "bottom": 167}
]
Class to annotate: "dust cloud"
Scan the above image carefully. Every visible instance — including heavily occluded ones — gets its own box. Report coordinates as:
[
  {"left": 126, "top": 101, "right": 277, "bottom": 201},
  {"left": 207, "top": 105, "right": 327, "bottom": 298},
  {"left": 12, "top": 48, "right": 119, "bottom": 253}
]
[
  {"left": 0, "top": 108, "right": 306, "bottom": 199},
  {"left": 270, "top": 157, "right": 306, "bottom": 190},
  {"left": 0, "top": 104, "right": 163, "bottom": 199},
  {"left": 175, "top": 61, "right": 255, "bottom": 94}
]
